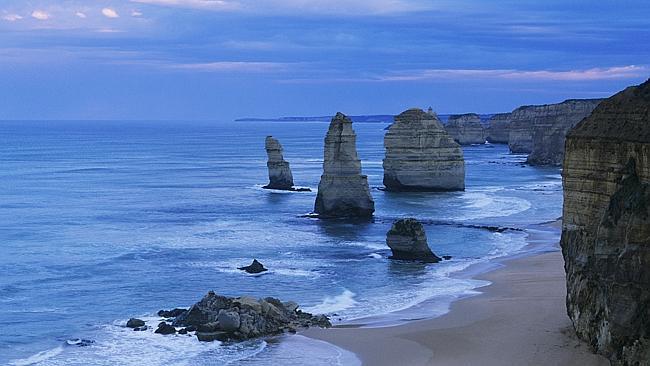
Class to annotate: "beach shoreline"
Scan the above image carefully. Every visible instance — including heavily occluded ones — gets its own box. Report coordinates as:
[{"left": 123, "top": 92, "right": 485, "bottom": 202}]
[{"left": 302, "top": 222, "right": 609, "bottom": 365}]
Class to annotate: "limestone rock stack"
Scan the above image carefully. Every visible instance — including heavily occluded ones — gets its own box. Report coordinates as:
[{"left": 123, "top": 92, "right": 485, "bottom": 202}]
[
  {"left": 485, "top": 113, "right": 511, "bottom": 143},
  {"left": 383, "top": 108, "right": 465, "bottom": 191},
  {"left": 526, "top": 99, "right": 602, "bottom": 165},
  {"left": 263, "top": 136, "right": 294, "bottom": 190},
  {"left": 444, "top": 113, "right": 485, "bottom": 145},
  {"left": 314, "top": 113, "right": 374, "bottom": 218},
  {"left": 386, "top": 218, "right": 441, "bottom": 262},
  {"left": 561, "top": 80, "right": 650, "bottom": 365}
]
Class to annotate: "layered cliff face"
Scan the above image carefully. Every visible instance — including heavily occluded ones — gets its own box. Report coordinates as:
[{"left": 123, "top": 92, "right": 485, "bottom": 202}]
[
  {"left": 383, "top": 108, "right": 465, "bottom": 191},
  {"left": 314, "top": 113, "right": 375, "bottom": 218},
  {"left": 263, "top": 136, "right": 294, "bottom": 190},
  {"left": 526, "top": 99, "right": 602, "bottom": 165},
  {"left": 485, "top": 113, "right": 511, "bottom": 144},
  {"left": 561, "top": 80, "right": 650, "bottom": 365},
  {"left": 444, "top": 113, "right": 485, "bottom": 145}
]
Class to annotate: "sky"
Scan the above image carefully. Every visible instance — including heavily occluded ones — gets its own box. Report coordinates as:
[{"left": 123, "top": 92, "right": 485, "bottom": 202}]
[{"left": 0, "top": 0, "right": 649, "bottom": 120}]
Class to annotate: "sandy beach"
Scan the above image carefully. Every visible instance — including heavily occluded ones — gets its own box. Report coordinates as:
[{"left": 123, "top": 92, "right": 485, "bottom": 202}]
[{"left": 304, "top": 237, "right": 609, "bottom": 365}]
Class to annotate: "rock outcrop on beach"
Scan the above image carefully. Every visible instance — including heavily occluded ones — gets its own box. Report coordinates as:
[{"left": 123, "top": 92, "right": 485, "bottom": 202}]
[
  {"left": 158, "top": 291, "right": 331, "bottom": 342},
  {"left": 383, "top": 108, "right": 465, "bottom": 191},
  {"left": 444, "top": 113, "right": 485, "bottom": 145},
  {"left": 263, "top": 136, "right": 295, "bottom": 190},
  {"left": 386, "top": 218, "right": 441, "bottom": 262},
  {"left": 485, "top": 113, "right": 511, "bottom": 144},
  {"left": 508, "top": 99, "right": 601, "bottom": 158},
  {"left": 561, "top": 80, "right": 650, "bottom": 365},
  {"left": 526, "top": 99, "right": 602, "bottom": 165},
  {"left": 314, "top": 113, "right": 375, "bottom": 218}
]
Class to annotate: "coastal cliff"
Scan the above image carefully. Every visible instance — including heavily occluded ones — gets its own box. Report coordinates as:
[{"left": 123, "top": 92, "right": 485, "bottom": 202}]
[
  {"left": 527, "top": 99, "right": 602, "bottom": 165},
  {"left": 561, "top": 80, "right": 650, "bottom": 365},
  {"left": 263, "top": 136, "right": 294, "bottom": 190},
  {"left": 383, "top": 108, "right": 465, "bottom": 191},
  {"left": 314, "top": 113, "right": 375, "bottom": 217},
  {"left": 485, "top": 113, "right": 511, "bottom": 144},
  {"left": 444, "top": 113, "right": 485, "bottom": 145}
]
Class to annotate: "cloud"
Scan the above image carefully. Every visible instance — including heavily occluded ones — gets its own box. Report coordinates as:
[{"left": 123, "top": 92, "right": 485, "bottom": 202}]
[
  {"left": 31, "top": 10, "right": 50, "bottom": 20},
  {"left": 169, "top": 61, "right": 290, "bottom": 72},
  {"left": 2, "top": 13, "right": 23, "bottom": 22},
  {"left": 130, "top": 0, "right": 240, "bottom": 11},
  {"left": 375, "top": 65, "right": 649, "bottom": 82},
  {"left": 132, "top": 10, "right": 143, "bottom": 17},
  {"left": 102, "top": 8, "right": 120, "bottom": 18},
  {"left": 75, "top": 12, "right": 87, "bottom": 18}
]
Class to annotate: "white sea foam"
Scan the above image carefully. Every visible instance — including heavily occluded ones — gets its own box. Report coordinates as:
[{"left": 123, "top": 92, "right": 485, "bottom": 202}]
[
  {"left": 9, "top": 346, "right": 64, "bottom": 366},
  {"left": 367, "top": 253, "right": 382, "bottom": 259},
  {"left": 303, "top": 289, "right": 357, "bottom": 315}
]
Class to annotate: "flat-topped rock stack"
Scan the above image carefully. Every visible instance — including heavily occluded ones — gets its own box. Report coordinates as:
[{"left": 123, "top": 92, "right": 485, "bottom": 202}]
[
  {"left": 561, "top": 80, "right": 650, "bottom": 365},
  {"left": 263, "top": 136, "right": 294, "bottom": 190},
  {"left": 444, "top": 113, "right": 485, "bottom": 145},
  {"left": 383, "top": 108, "right": 465, "bottom": 191},
  {"left": 485, "top": 113, "right": 511, "bottom": 144},
  {"left": 314, "top": 112, "right": 375, "bottom": 218},
  {"left": 527, "top": 99, "right": 602, "bottom": 165}
]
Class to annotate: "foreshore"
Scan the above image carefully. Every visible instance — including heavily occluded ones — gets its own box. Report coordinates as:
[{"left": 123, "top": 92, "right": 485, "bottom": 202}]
[{"left": 303, "top": 224, "right": 609, "bottom": 366}]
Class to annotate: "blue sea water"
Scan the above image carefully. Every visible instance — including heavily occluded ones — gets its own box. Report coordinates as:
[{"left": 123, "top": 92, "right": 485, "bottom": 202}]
[{"left": 0, "top": 120, "right": 562, "bottom": 365}]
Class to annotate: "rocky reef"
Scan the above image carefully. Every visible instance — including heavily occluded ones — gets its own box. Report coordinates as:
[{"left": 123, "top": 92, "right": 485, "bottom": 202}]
[
  {"left": 263, "top": 136, "right": 296, "bottom": 190},
  {"left": 383, "top": 108, "right": 465, "bottom": 191},
  {"left": 444, "top": 113, "right": 485, "bottom": 145},
  {"left": 314, "top": 112, "right": 375, "bottom": 218},
  {"left": 485, "top": 113, "right": 511, "bottom": 144},
  {"left": 508, "top": 99, "right": 601, "bottom": 157},
  {"left": 143, "top": 292, "right": 331, "bottom": 342},
  {"left": 561, "top": 80, "right": 650, "bottom": 365},
  {"left": 386, "top": 218, "right": 441, "bottom": 262},
  {"left": 526, "top": 99, "right": 602, "bottom": 165}
]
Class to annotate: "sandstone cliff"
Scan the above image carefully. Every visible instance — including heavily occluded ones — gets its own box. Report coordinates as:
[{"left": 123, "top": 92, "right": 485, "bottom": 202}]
[
  {"left": 485, "top": 113, "right": 511, "bottom": 144},
  {"left": 444, "top": 113, "right": 485, "bottom": 145},
  {"left": 561, "top": 79, "right": 650, "bottom": 365},
  {"left": 263, "top": 136, "right": 294, "bottom": 190},
  {"left": 383, "top": 108, "right": 465, "bottom": 191},
  {"left": 527, "top": 99, "right": 602, "bottom": 165},
  {"left": 314, "top": 113, "right": 375, "bottom": 218}
]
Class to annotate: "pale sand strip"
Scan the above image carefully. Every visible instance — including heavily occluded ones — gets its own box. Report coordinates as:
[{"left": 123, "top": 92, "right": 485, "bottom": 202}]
[{"left": 303, "top": 249, "right": 609, "bottom": 365}]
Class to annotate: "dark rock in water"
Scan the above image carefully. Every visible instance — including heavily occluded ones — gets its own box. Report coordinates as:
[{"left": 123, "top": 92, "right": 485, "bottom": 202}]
[
  {"left": 196, "top": 331, "right": 230, "bottom": 342},
  {"left": 238, "top": 259, "right": 268, "bottom": 274},
  {"left": 126, "top": 318, "right": 145, "bottom": 328},
  {"left": 133, "top": 326, "right": 148, "bottom": 332},
  {"left": 185, "top": 325, "right": 197, "bottom": 332},
  {"left": 442, "top": 255, "right": 452, "bottom": 260},
  {"left": 157, "top": 308, "right": 186, "bottom": 318},
  {"left": 292, "top": 187, "right": 312, "bottom": 192},
  {"left": 171, "top": 291, "right": 331, "bottom": 342},
  {"left": 561, "top": 79, "right": 650, "bottom": 365},
  {"left": 386, "top": 218, "right": 441, "bottom": 263},
  {"left": 66, "top": 339, "right": 95, "bottom": 347},
  {"left": 178, "top": 328, "right": 188, "bottom": 335},
  {"left": 154, "top": 322, "right": 176, "bottom": 335}
]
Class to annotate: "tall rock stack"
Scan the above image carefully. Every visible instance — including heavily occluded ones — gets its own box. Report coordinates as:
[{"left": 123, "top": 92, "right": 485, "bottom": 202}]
[
  {"left": 526, "top": 99, "right": 602, "bottom": 165},
  {"left": 485, "top": 113, "right": 511, "bottom": 143},
  {"left": 263, "top": 136, "right": 294, "bottom": 190},
  {"left": 383, "top": 108, "right": 465, "bottom": 191},
  {"left": 444, "top": 113, "right": 485, "bottom": 145},
  {"left": 314, "top": 113, "right": 374, "bottom": 218},
  {"left": 561, "top": 80, "right": 650, "bottom": 365}
]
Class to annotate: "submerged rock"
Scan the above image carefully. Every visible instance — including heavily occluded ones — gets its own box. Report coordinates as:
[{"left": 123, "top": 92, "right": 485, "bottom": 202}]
[
  {"left": 386, "top": 218, "right": 441, "bottom": 263},
  {"left": 444, "top": 113, "right": 485, "bottom": 145},
  {"left": 383, "top": 108, "right": 465, "bottom": 191},
  {"left": 263, "top": 136, "right": 295, "bottom": 190},
  {"left": 167, "top": 291, "right": 331, "bottom": 342},
  {"left": 237, "top": 259, "right": 268, "bottom": 274},
  {"left": 126, "top": 318, "right": 145, "bottom": 328},
  {"left": 314, "top": 112, "right": 374, "bottom": 218},
  {"left": 485, "top": 113, "right": 511, "bottom": 144},
  {"left": 561, "top": 79, "right": 650, "bottom": 365}
]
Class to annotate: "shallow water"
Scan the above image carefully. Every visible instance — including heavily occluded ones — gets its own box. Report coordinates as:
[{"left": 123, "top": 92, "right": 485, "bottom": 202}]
[{"left": 0, "top": 120, "right": 562, "bottom": 365}]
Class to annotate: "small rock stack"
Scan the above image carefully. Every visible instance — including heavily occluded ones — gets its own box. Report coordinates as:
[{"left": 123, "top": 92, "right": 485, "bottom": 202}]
[
  {"left": 263, "top": 136, "right": 295, "bottom": 190},
  {"left": 386, "top": 218, "right": 441, "bottom": 263}
]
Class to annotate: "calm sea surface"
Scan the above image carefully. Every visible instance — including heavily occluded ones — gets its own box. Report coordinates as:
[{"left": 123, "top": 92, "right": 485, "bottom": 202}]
[{"left": 0, "top": 120, "right": 562, "bottom": 365}]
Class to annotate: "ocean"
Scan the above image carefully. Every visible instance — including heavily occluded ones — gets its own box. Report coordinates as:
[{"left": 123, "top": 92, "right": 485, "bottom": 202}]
[{"left": 0, "top": 120, "right": 563, "bottom": 365}]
